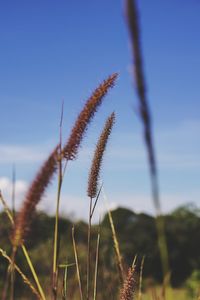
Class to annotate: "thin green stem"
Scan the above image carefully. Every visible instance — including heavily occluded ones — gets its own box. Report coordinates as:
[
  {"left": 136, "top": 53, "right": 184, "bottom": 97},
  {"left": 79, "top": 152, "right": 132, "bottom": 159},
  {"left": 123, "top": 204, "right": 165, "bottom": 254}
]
[
  {"left": 138, "top": 256, "right": 145, "bottom": 300},
  {"left": 10, "top": 166, "right": 16, "bottom": 300},
  {"left": 52, "top": 152, "right": 63, "bottom": 299},
  {"left": 10, "top": 266, "right": 15, "bottom": 300},
  {"left": 0, "top": 248, "right": 41, "bottom": 299},
  {"left": 62, "top": 266, "right": 68, "bottom": 300},
  {"left": 52, "top": 102, "right": 66, "bottom": 299},
  {"left": 72, "top": 226, "right": 83, "bottom": 300},
  {"left": 22, "top": 245, "right": 46, "bottom": 300},
  {"left": 90, "top": 183, "right": 103, "bottom": 219},
  {"left": 102, "top": 188, "right": 124, "bottom": 284},
  {"left": 93, "top": 231, "right": 100, "bottom": 300},
  {"left": 131, "top": 255, "right": 137, "bottom": 269},
  {"left": 87, "top": 197, "right": 93, "bottom": 300}
]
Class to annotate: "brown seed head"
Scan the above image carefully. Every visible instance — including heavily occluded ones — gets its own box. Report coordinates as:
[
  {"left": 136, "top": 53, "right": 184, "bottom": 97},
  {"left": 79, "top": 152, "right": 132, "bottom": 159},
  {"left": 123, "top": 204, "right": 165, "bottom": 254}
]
[
  {"left": 63, "top": 73, "right": 118, "bottom": 161},
  {"left": 12, "top": 146, "right": 59, "bottom": 247},
  {"left": 87, "top": 112, "right": 115, "bottom": 199},
  {"left": 120, "top": 267, "right": 135, "bottom": 300}
]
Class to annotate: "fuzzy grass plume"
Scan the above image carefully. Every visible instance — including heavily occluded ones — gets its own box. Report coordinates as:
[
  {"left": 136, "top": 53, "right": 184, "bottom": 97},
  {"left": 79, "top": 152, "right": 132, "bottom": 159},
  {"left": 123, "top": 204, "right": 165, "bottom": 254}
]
[
  {"left": 63, "top": 73, "right": 118, "bottom": 161},
  {"left": 120, "top": 266, "right": 135, "bottom": 300},
  {"left": 12, "top": 147, "right": 59, "bottom": 248},
  {"left": 86, "top": 112, "right": 115, "bottom": 300},
  {"left": 12, "top": 74, "right": 117, "bottom": 248},
  {"left": 87, "top": 112, "right": 115, "bottom": 198}
]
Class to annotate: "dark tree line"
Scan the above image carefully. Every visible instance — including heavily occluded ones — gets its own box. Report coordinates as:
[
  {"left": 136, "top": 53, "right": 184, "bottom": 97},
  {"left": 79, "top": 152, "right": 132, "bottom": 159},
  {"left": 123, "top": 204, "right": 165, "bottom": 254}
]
[{"left": 0, "top": 204, "right": 200, "bottom": 298}]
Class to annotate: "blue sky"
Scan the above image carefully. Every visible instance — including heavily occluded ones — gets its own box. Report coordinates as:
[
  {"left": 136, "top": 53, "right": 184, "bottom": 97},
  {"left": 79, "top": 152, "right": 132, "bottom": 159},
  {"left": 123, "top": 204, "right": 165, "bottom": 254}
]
[{"left": 0, "top": 0, "right": 200, "bottom": 220}]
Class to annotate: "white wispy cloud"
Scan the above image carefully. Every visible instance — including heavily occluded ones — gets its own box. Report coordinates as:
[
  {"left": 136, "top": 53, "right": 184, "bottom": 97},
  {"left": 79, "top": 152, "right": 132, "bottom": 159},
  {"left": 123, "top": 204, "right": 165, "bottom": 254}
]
[{"left": 0, "top": 177, "right": 28, "bottom": 209}]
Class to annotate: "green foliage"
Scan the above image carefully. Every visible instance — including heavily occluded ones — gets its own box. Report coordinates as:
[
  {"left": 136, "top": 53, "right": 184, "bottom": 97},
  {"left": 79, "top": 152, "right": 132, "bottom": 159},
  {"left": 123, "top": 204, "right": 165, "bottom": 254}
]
[
  {"left": 0, "top": 205, "right": 200, "bottom": 298},
  {"left": 185, "top": 270, "right": 200, "bottom": 298}
]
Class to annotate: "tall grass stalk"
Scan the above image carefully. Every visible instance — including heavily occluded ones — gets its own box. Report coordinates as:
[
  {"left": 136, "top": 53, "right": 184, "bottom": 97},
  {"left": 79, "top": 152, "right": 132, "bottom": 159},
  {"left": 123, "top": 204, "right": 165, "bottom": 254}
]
[
  {"left": 52, "top": 75, "right": 117, "bottom": 297},
  {"left": 52, "top": 168, "right": 63, "bottom": 298},
  {"left": 86, "top": 188, "right": 102, "bottom": 300},
  {"left": 87, "top": 198, "right": 93, "bottom": 300},
  {"left": 102, "top": 188, "right": 124, "bottom": 284},
  {"left": 10, "top": 246, "right": 15, "bottom": 300},
  {"left": 0, "top": 248, "right": 41, "bottom": 299},
  {"left": 125, "top": 0, "right": 170, "bottom": 281},
  {"left": 21, "top": 245, "right": 46, "bottom": 300},
  {"left": 87, "top": 113, "right": 115, "bottom": 299},
  {"left": 132, "top": 255, "right": 137, "bottom": 269},
  {"left": 93, "top": 230, "right": 100, "bottom": 300},
  {"left": 108, "top": 207, "right": 124, "bottom": 284},
  {"left": 91, "top": 183, "right": 103, "bottom": 219},
  {"left": 0, "top": 193, "right": 46, "bottom": 300},
  {"left": 52, "top": 101, "right": 64, "bottom": 299},
  {"left": 138, "top": 256, "right": 145, "bottom": 300},
  {"left": 72, "top": 226, "right": 83, "bottom": 300},
  {"left": 10, "top": 165, "right": 16, "bottom": 300}
]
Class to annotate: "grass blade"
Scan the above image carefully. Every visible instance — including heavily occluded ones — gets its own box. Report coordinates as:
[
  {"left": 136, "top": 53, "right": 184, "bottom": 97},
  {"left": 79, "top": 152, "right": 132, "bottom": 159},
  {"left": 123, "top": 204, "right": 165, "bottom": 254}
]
[
  {"left": 0, "top": 193, "right": 46, "bottom": 300},
  {"left": 102, "top": 188, "right": 124, "bottom": 284},
  {"left": 138, "top": 256, "right": 145, "bottom": 300},
  {"left": 72, "top": 226, "right": 83, "bottom": 300},
  {"left": 93, "top": 229, "right": 100, "bottom": 300},
  {"left": 0, "top": 248, "right": 41, "bottom": 299}
]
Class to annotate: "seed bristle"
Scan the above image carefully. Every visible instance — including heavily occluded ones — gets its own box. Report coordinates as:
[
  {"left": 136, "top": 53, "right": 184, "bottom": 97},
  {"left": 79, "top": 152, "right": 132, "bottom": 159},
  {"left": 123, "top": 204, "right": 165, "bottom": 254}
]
[
  {"left": 87, "top": 112, "right": 115, "bottom": 199},
  {"left": 63, "top": 73, "right": 118, "bottom": 161}
]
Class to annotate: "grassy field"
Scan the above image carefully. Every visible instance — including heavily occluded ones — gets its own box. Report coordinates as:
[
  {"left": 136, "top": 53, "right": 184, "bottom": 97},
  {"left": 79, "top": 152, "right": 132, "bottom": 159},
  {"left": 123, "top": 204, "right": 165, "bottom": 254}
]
[{"left": 142, "top": 288, "right": 188, "bottom": 300}]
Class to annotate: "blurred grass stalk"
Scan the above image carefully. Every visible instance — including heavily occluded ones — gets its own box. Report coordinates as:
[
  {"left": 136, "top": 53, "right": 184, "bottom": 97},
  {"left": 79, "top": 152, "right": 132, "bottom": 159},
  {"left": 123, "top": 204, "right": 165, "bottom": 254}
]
[{"left": 125, "top": 0, "right": 170, "bottom": 284}]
